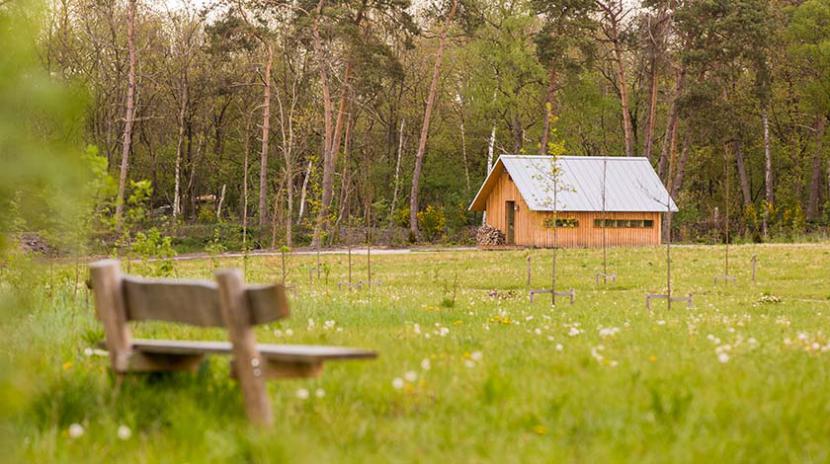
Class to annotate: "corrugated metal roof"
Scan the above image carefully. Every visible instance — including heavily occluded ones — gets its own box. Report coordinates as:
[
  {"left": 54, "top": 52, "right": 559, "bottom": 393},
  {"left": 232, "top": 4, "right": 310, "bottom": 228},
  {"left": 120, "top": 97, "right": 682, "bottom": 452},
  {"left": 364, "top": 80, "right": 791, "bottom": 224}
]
[{"left": 469, "top": 155, "right": 678, "bottom": 212}]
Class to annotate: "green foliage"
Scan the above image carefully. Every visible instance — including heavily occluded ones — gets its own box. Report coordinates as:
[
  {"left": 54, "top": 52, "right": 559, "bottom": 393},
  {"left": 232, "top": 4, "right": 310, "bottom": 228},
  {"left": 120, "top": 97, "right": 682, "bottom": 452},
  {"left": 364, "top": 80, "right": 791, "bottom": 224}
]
[
  {"left": 205, "top": 227, "right": 227, "bottom": 269},
  {"left": 0, "top": 0, "right": 87, "bottom": 254},
  {"left": 417, "top": 205, "right": 446, "bottom": 242},
  {"left": 130, "top": 227, "right": 177, "bottom": 277},
  {"left": 197, "top": 204, "right": 217, "bottom": 224},
  {"left": 126, "top": 180, "right": 153, "bottom": 227},
  {"left": 392, "top": 207, "right": 410, "bottom": 228}
]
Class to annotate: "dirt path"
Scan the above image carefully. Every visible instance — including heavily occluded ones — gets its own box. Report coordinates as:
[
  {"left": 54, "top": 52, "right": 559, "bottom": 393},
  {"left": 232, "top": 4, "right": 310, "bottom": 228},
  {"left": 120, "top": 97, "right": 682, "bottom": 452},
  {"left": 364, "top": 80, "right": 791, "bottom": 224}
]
[{"left": 165, "top": 246, "right": 479, "bottom": 262}]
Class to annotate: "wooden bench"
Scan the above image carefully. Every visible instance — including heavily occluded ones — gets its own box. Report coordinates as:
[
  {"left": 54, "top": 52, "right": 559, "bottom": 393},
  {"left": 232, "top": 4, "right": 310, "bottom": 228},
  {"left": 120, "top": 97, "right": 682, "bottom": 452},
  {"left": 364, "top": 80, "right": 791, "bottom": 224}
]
[{"left": 89, "top": 259, "right": 376, "bottom": 426}]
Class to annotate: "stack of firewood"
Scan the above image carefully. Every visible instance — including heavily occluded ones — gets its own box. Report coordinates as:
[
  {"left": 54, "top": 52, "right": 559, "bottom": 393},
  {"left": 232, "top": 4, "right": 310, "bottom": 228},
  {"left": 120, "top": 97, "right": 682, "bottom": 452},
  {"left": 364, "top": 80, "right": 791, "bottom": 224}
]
[{"left": 476, "top": 225, "right": 505, "bottom": 247}]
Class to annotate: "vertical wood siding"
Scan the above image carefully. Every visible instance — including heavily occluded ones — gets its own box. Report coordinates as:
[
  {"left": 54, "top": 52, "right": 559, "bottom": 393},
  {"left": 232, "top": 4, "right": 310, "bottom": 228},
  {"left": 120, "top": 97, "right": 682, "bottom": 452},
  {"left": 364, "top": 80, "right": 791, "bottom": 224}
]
[{"left": 484, "top": 168, "right": 663, "bottom": 247}]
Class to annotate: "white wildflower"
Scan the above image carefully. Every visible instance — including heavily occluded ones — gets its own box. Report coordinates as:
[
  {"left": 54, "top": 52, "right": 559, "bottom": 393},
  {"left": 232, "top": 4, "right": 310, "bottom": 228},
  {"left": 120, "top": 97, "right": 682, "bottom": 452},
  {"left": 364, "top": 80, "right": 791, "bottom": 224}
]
[
  {"left": 117, "top": 425, "right": 131, "bottom": 440},
  {"left": 598, "top": 327, "right": 620, "bottom": 338},
  {"left": 68, "top": 423, "right": 84, "bottom": 439},
  {"left": 471, "top": 351, "right": 483, "bottom": 361},
  {"left": 420, "top": 358, "right": 431, "bottom": 370},
  {"left": 296, "top": 388, "right": 310, "bottom": 400},
  {"left": 315, "top": 388, "right": 325, "bottom": 398},
  {"left": 555, "top": 343, "right": 564, "bottom": 352},
  {"left": 717, "top": 352, "right": 730, "bottom": 363},
  {"left": 392, "top": 377, "right": 405, "bottom": 390},
  {"left": 404, "top": 371, "right": 418, "bottom": 382}
]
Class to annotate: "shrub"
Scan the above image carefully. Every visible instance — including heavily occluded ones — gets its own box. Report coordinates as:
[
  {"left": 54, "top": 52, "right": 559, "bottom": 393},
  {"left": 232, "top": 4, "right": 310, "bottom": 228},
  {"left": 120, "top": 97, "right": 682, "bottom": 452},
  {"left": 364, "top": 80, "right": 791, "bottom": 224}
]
[
  {"left": 417, "top": 205, "right": 446, "bottom": 242},
  {"left": 130, "top": 227, "right": 176, "bottom": 277}
]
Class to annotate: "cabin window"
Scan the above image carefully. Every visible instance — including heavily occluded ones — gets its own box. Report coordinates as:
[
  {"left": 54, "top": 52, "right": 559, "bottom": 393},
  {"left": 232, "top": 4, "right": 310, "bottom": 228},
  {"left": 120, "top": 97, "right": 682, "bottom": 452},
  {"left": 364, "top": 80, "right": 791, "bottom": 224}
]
[
  {"left": 594, "top": 219, "right": 654, "bottom": 228},
  {"left": 544, "top": 218, "right": 579, "bottom": 228}
]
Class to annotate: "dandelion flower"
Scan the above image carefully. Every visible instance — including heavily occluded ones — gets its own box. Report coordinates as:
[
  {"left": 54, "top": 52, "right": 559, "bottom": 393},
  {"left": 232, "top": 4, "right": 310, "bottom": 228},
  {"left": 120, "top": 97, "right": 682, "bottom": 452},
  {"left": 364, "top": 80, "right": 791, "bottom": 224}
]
[
  {"left": 404, "top": 371, "right": 418, "bottom": 382},
  {"left": 392, "top": 377, "right": 405, "bottom": 390},
  {"left": 717, "top": 352, "right": 730, "bottom": 363},
  {"left": 117, "top": 425, "right": 132, "bottom": 440},
  {"left": 420, "top": 358, "right": 431, "bottom": 370},
  {"left": 555, "top": 343, "right": 564, "bottom": 352},
  {"left": 296, "top": 388, "right": 310, "bottom": 400},
  {"left": 68, "top": 423, "right": 84, "bottom": 439}
]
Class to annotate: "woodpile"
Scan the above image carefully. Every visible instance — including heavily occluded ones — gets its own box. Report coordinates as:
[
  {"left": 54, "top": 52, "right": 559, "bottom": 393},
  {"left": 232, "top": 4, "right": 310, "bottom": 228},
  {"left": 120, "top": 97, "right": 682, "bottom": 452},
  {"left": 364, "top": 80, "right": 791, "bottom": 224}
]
[{"left": 476, "top": 225, "right": 505, "bottom": 247}]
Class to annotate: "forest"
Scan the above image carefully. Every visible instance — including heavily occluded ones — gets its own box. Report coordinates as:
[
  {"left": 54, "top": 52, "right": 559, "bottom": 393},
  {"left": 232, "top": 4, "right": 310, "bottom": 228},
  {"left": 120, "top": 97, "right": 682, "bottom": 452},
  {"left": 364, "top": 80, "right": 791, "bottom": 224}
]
[{"left": 16, "top": 0, "right": 830, "bottom": 251}]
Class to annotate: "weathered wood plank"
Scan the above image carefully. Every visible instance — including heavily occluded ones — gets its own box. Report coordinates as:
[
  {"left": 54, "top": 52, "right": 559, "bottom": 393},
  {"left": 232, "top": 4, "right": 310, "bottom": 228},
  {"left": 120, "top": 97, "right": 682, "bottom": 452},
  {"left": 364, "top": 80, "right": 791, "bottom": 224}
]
[
  {"left": 122, "top": 276, "right": 288, "bottom": 327},
  {"left": 216, "top": 268, "right": 273, "bottom": 427},
  {"left": 89, "top": 260, "right": 132, "bottom": 372},
  {"left": 131, "top": 339, "right": 378, "bottom": 362}
]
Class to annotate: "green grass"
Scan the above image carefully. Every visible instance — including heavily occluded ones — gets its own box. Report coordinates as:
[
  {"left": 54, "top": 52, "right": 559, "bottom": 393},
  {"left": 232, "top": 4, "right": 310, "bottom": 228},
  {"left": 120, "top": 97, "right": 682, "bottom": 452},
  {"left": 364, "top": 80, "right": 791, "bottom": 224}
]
[{"left": 3, "top": 243, "right": 830, "bottom": 462}]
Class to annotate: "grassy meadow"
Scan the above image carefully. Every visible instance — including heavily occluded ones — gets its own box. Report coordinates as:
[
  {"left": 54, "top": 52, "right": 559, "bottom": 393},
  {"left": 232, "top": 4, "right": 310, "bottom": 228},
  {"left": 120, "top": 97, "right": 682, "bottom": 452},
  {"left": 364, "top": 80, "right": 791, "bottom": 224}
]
[{"left": 3, "top": 243, "right": 830, "bottom": 463}]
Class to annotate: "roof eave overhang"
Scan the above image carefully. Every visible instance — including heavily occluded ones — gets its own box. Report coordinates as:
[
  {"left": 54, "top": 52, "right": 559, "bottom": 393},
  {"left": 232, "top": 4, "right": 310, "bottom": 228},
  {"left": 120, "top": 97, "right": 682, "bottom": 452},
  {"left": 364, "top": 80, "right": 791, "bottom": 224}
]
[{"left": 468, "top": 158, "right": 505, "bottom": 211}]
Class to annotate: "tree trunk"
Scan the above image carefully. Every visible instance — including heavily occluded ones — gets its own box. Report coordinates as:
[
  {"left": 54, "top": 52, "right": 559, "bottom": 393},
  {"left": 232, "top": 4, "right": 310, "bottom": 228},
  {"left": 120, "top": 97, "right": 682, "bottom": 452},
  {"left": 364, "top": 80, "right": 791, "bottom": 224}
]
[
  {"left": 733, "top": 141, "right": 752, "bottom": 206},
  {"left": 670, "top": 131, "right": 691, "bottom": 198},
  {"left": 298, "top": 159, "right": 312, "bottom": 220},
  {"left": 390, "top": 118, "right": 404, "bottom": 218},
  {"left": 807, "top": 114, "right": 827, "bottom": 220},
  {"left": 482, "top": 124, "right": 496, "bottom": 225},
  {"left": 658, "top": 67, "right": 685, "bottom": 181},
  {"left": 643, "top": 53, "right": 659, "bottom": 161},
  {"left": 511, "top": 114, "right": 523, "bottom": 153},
  {"left": 539, "top": 64, "right": 557, "bottom": 156},
  {"left": 114, "top": 0, "right": 137, "bottom": 229},
  {"left": 258, "top": 43, "right": 273, "bottom": 229},
  {"left": 762, "top": 108, "right": 772, "bottom": 237},
  {"left": 309, "top": 0, "right": 335, "bottom": 247},
  {"left": 313, "top": 62, "right": 352, "bottom": 246},
  {"left": 408, "top": 0, "right": 458, "bottom": 239},
  {"left": 173, "top": 74, "right": 187, "bottom": 218},
  {"left": 460, "top": 119, "right": 470, "bottom": 194},
  {"left": 610, "top": 27, "right": 634, "bottom": 157}
]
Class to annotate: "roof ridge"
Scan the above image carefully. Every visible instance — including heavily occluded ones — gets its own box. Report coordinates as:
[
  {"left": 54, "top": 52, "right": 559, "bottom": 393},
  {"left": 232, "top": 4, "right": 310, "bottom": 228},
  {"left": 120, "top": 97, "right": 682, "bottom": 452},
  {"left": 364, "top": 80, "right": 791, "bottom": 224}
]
[{"left": 498, "top": 154, "right": 648, "bottom": 160}]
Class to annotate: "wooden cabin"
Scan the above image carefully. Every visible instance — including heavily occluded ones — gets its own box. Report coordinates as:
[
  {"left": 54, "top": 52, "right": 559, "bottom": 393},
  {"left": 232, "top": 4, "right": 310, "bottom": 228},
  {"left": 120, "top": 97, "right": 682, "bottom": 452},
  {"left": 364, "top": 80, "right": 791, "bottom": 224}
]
[{"left": 469, "top": 155, "right": 678, "bottom": 248}]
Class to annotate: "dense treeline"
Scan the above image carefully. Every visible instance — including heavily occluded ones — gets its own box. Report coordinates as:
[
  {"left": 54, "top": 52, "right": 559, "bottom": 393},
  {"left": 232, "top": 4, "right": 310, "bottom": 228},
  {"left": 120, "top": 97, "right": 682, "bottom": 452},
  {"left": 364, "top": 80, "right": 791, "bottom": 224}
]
[{"left": 35, "top": 0, "right": 830, "bottom": 248}]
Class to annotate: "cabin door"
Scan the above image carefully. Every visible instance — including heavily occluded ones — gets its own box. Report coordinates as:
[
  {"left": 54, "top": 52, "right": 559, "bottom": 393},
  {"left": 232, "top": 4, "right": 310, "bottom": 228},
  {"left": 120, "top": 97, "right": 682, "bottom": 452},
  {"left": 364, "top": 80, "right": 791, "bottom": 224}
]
[{"left": 505, "top": 201, "right": 515, "bottom": 244}]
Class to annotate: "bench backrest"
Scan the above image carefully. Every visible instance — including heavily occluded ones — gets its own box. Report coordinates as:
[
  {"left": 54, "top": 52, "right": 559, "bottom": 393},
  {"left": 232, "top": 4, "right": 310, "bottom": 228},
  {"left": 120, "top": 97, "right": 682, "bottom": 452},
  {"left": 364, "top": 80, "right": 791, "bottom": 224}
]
[
  {"left": 90, "top": 260, "right": 288, "bottom": 328},
  {"left": 122, "top": 276, "right": 287, "bottom": 327}
]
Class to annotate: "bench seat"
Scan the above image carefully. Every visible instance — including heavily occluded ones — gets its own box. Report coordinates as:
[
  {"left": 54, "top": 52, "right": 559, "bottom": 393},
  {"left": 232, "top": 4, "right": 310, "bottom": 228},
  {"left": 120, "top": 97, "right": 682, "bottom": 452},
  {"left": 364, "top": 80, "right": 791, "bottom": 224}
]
[{"left": 132, "top": 339, "right": 378, "bottom": 362}]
